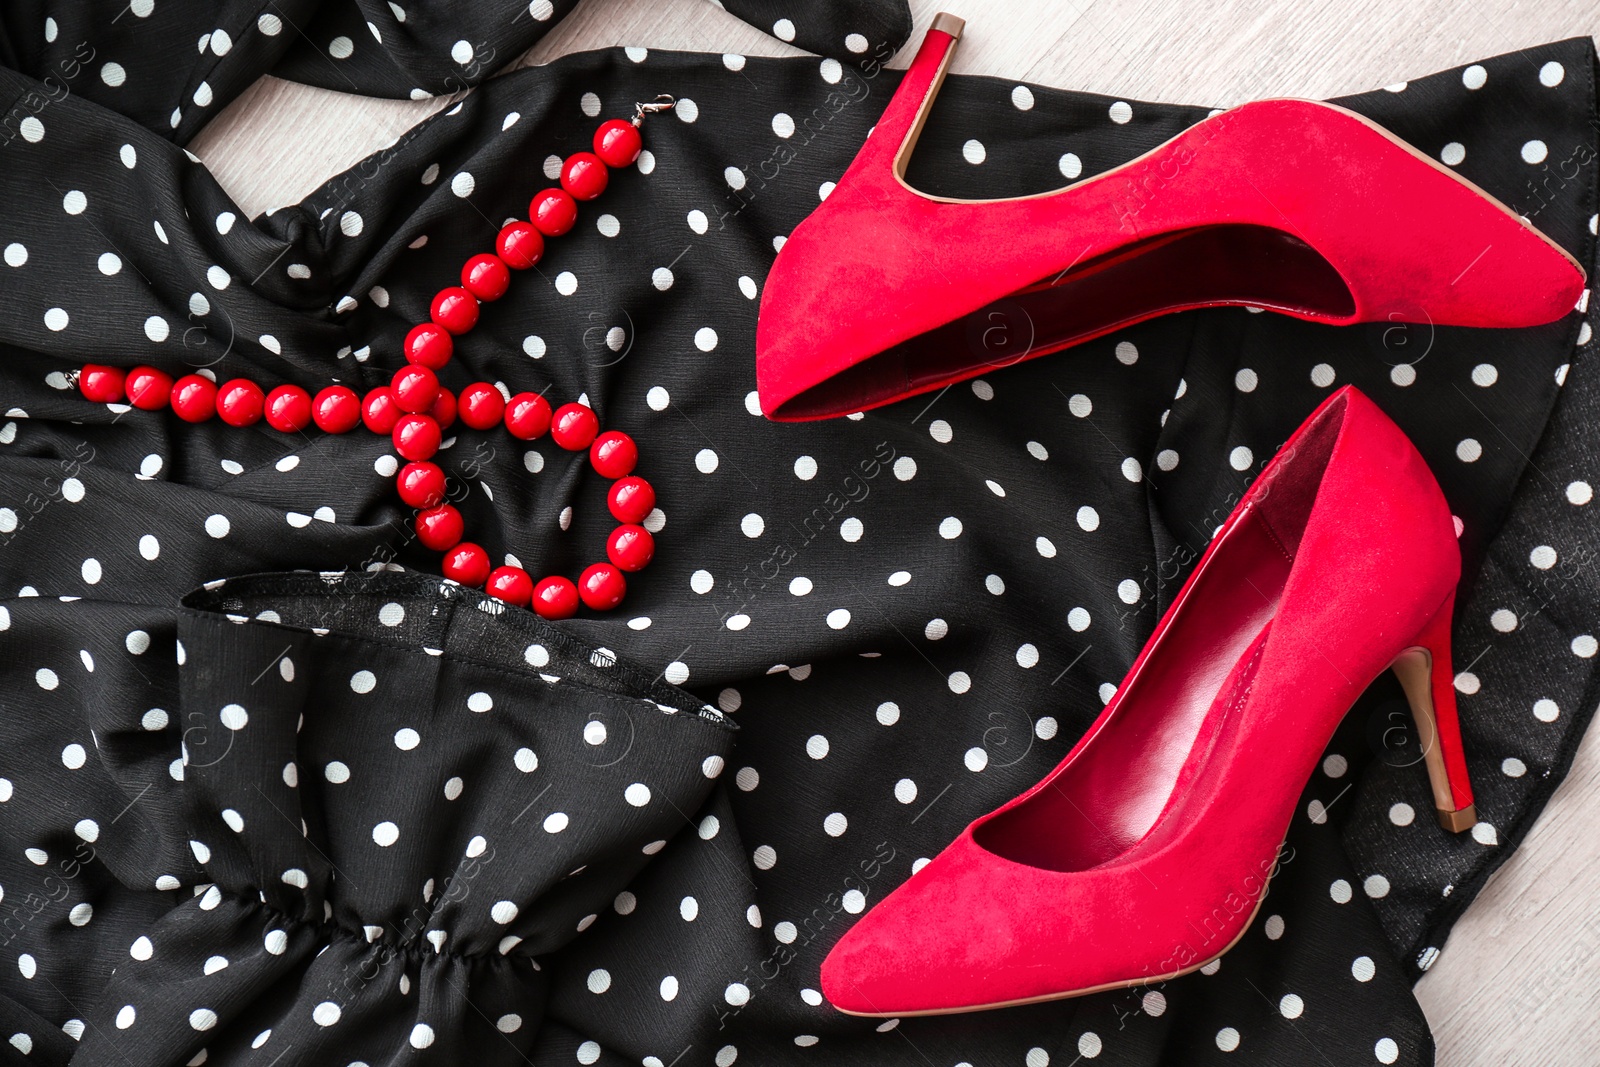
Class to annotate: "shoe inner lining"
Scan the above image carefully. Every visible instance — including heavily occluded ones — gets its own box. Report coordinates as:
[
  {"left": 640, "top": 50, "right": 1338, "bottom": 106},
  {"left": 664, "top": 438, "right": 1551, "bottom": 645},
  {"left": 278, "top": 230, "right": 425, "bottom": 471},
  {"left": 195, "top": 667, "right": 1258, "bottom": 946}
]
[{"left": 773, "top": 224, "right": 1355, "bottom": 420}]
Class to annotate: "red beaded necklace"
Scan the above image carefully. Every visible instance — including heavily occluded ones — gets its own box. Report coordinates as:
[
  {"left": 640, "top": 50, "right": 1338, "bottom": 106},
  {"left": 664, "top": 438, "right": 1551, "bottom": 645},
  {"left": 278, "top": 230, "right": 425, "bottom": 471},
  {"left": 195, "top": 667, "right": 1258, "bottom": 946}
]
[{"left": 74, "top": 98, "right": 675, "bottom": 621}]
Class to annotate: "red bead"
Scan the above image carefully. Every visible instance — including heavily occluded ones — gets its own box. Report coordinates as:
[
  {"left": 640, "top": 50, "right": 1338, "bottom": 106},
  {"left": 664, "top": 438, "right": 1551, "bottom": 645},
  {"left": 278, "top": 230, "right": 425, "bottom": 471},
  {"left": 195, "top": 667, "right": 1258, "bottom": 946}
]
[
  {"left": 496, "top": 221, "right": 544, "bottom": 270},
  {"left": 589, "top": 430, "right": 638, "bottom": 478},
  {"left": 312, "top": 385, "right": 361, "bottom": 433},
  {"left": 216, "top": 379, "right": 265, "bottom": 427},
  {"left": 79, "top": 364, "right": 126, "bottom": 403},
  {"left": 504, "top": 392, "right": 552, "bottom": 440},
  {"left": 404, "top": 323, "right": 453, "bottom": 370},
  {"left": 393, "top": 414, "right": 441, "bottom": 461},
  {"left": 170, "top": 374, "right": 218, "bottom": 423},
  {"left": 532, "top": 575, "right": 580, "bottom": 620},
  {"left": 487, "top": 566, "right": 534, "bottom": 608},
  {"left": 551, "top": 403, "right": 600, "bottom": 451},
  {"left": 530, "top": 188, "right": 577, "bottom": 236},
  {"left": 414, "top": 504, "right": 464, "bottom": 551},
  {"left": 126, "top": 366, "right": 174, "bottom": 410},
  {"left": 593, "top": 119, "right": 643, "bottom": 168},
  {"left": 461, "top": 254, "right": 511, "bottom": 301},
  {"left": 561, "top": 152, "right": 609, "bottom": 201},
  {"left": 458, "top": 382, "right": 506, "bottom": 430},
  {"left": 607, "top": 476, "right": 656, "bottom": 524},
  {"left": 578, "top": 562, "right": 627, "bottom": 610},
  {"left": 430, "top": 287, "right": 480, "bottom": 335},
  {"left": 397, "top": 461, "right": 447, "bottom": 508},
  {"left": 362, "top": 387, "right": 401, "bottom": 434},
  {"left": 442, "top": 542, "right": 491, "bottom": 587},
  {"left": 607, "top": 524, "right": 655, "bottom": 572},
  {"left": 430, "top": 386, "right": 457, "bottom": 430},
  {"left": 391, "top": 365, "right": 440, "bottom": 414},
  {"left": 264, "top": 384, "right": 312, "bottom": 432}
]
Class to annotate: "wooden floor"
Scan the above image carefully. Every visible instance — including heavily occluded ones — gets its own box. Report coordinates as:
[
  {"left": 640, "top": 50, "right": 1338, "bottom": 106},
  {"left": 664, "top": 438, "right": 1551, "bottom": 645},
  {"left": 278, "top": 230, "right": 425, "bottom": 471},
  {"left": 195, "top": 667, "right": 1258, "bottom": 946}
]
[{"left": 190, "top": 2, "right": 1600, "bottom": 1063}]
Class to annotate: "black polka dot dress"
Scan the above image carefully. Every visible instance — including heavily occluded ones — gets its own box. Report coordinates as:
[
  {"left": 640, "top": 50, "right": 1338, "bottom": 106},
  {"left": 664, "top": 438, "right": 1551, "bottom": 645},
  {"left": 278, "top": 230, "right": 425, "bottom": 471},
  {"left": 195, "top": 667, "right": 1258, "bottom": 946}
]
[{"left": 0, "top": 4, "right": 1597, "bottom": 1065}]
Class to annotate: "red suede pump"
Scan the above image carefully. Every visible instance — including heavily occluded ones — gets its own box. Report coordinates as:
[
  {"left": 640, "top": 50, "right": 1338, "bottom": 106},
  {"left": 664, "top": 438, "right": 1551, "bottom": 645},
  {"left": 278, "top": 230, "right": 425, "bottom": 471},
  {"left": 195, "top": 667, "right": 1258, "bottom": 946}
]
[
  {"left": 756, "top": 15, "right": 1586, "bottom": 421},
  {"left": 821, "top": 387, "right": 1477, "bottom": 1016}
]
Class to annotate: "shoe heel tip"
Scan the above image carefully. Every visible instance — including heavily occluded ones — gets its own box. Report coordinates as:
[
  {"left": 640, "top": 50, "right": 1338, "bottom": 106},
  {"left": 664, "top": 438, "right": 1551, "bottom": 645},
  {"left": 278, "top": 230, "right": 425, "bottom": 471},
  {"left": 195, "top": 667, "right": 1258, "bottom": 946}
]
[
  {"left": 931, "top": 13, "right": 965, "bottom": 38},
  {"left": 1437, "top": 804, "right": 1477, "bottom": 833}
]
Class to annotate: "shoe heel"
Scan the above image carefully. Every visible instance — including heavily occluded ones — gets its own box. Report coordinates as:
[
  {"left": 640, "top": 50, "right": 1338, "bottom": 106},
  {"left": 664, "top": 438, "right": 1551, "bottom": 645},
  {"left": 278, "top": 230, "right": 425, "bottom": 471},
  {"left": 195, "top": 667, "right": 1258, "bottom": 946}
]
[
  {"left": 853, "top": 14, "right": 963, "bottom": 179},
  {"left": 1390, "top": 593, "right": 1477, "bottom": 832}
]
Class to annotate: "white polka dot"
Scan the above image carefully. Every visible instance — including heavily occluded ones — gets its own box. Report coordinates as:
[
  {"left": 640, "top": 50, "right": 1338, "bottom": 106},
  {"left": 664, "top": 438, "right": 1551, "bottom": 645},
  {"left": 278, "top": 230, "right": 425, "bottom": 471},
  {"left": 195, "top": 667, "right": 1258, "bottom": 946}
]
[
  {"left": 1440, "top": 141, "right": 1466, "bottom": 166},
  {"left": 752, "top": 844, "right": 776, "bottom": 869},
  {"left": 115, "top": 1006, "right": 135, "bottom": 1029},
  {"left": 1456, "top": 438, "right": 1482, "bottom": 463},
  {"left": 825, "top": 608, "right": 851, "bottom": 629},
  {"left": 3, "top": 243, "right": 26, "bottom": 267},
  {"left": 394, "top": 728, "right": 420, "bottom": 750},
  {"left": 1540, "top": 61, "right": 1566, "bottom": 87},
  {"left": 350, "top": 670, "right": 376, "bottom": 693},
  {"left": 1566, "top": 481, "right": 1592, "bottom": 505},
  {"left": 1109, "top": 101, "right": 1133, "bottom": 123},
  {"left": 44, "top": 308, "right": 68, "bottom": 331},
  {"left": 1490, "top": 608, "right": 1518, "bottom": 633},
  {"left": 543, "top": 811, "right": 569, "bottom": 833},
  {"left": 1462, "top": 64, "right": 1487, "bottom": 90},
  {"left": 1215, "top": 1027, "right": 1239, "bottom": 1052},
  {"left": 1235, "top": 368, "right": 1258, "bottom": 392},
  {"left": 773, "top": 18, "right": 795, "bottom": 40},
  {"left": 190, "top": 1009, "right": 217, "bottom": 1031},
  {"left": 694, "top": 326, "right": 718, "bottom": 351},
  {"left": 1364, "top": 874, "right": 1391, "bottom": 898},
  {"left": 1229, "top": 446, "right": 1254, "bottom": 470},
  {"left": 1117, "top": 579, "right": 1141, "bottom": 604},
  {"left": 1375, "top": 1038, "right": 1399, "bottom": 1064},
  {"left": 962, "top": 139, "right": 986, "bottom": 164},
  {"left": 1522, "top": 140, "right": 1548, "bottom": 164},
  {"left": 1534, "top": 698, "right": 1560, "bottom": 722},
  {"left": 313, "top": 1001, "right": 341, "bottom": 1026},
  {"left": 372, "top": 821, "right": 399, "bottom": 847},
  {"left": 695, "top": 448, "right": 719, "bottom": 474},
  {"left": 1279, "top": 993, "right": 1303, "bottom": 1019},
  {"left": 409, "top": 1023, "right": 435, "bottom": 1049},
  {"left": 1115, "top": 340, "right": 1139, "bottom": 364},
  {"left": 1389, "top": 802, "right": 1415, "bottom": 827},
  {"left": 1530, "top": 545, "right": 1557, "bottom": 569},
  {"left": 204, "top": 514, "right": 230, "bottom": 538}
]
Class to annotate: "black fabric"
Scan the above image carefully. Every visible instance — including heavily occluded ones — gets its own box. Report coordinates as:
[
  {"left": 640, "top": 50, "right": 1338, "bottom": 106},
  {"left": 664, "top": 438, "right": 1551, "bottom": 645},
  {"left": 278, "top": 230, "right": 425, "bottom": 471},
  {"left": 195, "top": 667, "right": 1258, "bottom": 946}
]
[
  {"left": 0, "top": 8, "right": 1597, "bottom": 1066},
  {"left": 0, "top": 1, "right": 912, "bottom": 144}
]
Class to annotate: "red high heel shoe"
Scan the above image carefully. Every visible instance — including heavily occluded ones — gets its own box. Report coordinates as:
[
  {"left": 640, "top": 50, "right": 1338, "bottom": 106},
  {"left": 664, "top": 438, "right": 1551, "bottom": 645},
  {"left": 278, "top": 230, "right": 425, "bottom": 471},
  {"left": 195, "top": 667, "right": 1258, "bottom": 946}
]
[
  {"left": 820, "top": 386, "right": 1477, "bottom": 1016},
  {"left": 756, "top": 15, "right": 1586, "bottom": 421}
]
